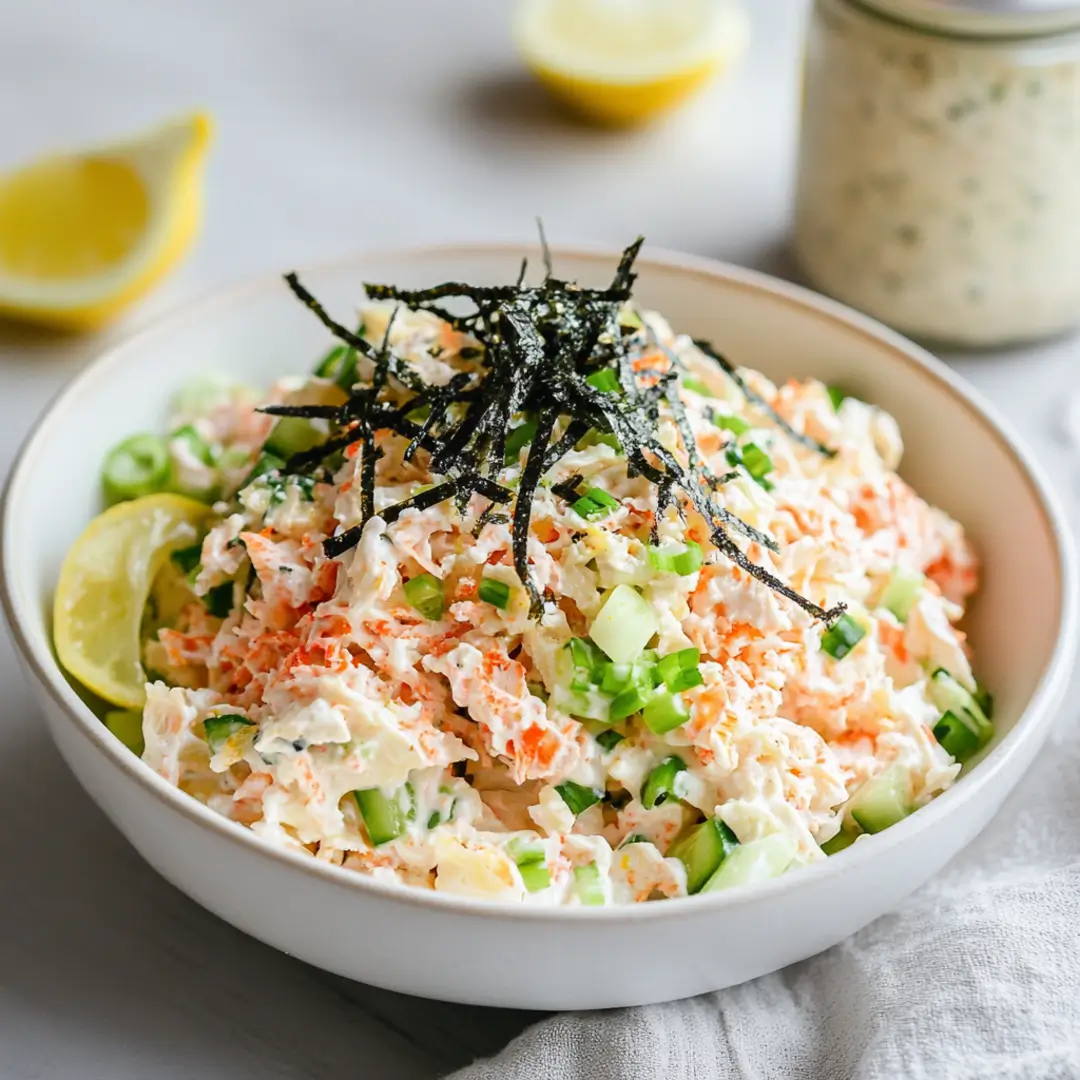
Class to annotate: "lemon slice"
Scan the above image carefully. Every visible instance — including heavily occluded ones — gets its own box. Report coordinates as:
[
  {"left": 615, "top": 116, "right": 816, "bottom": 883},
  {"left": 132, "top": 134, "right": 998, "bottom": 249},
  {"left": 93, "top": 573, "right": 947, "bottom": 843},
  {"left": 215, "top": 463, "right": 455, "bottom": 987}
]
[
  {"left": 514, "top": 0, "right": 749, "bottom": 125},
  {"left": 54, "top": 494, "right": 213, "bottom": 708},
  {"left": 0, "top": 112, "right": 213, "bottom": 330}
]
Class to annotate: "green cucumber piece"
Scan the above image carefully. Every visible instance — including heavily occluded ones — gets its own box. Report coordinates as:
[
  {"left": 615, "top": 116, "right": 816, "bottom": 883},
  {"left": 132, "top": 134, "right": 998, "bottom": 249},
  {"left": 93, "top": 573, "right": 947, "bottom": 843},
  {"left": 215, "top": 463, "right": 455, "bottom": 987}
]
[
  {"left": 668, "top": 818, "right": 739, "bottom": 894},
  {"left": 702, "top": 833, "right": 797, "bottom": 892},
  {"left": 589, "top": 585, "right": 658, "bottom": 664},
  {"left": 264, "top": 417, "right": 326, "bottom": 458},
  {"left": 880, "top": 567, "right": 924, "bottom": 622},
  {"left": 821, "top": 824, "right": 859, "bottom": 855},
  {"left": 928, "top": 669, "right": 992, "bottom": 746},
  {"left": 572, "top": 863, "right": 605, "bottom": 906},
  {"left": 933, "top": 710, "right": 982, "bottom": 762},
  {"left": 846, "top": 764, "right": 913, "bottom": 834},
  {"left": 354, "top": 786, "right": 411, "bottom": 845}
]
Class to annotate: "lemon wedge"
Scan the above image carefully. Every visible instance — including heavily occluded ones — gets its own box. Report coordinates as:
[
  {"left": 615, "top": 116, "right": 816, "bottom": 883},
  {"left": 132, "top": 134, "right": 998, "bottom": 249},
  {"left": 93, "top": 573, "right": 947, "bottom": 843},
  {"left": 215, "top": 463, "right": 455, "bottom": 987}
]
[
  {"left": 0, "top": 112, "right": 212, "bottom": 330},
  {"left": 514, "top": 0, "right": 749, "bottom": 125},
  {"left": 54, "top": 494, "right": 213, "bottom": 709}
]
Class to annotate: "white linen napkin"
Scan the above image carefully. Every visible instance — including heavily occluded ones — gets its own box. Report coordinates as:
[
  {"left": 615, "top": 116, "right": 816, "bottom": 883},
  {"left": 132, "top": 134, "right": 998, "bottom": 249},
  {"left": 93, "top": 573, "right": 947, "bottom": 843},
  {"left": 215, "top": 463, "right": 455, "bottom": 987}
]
[{"left": 449, "top": 694, "right": 1080, "bottom": 1079}]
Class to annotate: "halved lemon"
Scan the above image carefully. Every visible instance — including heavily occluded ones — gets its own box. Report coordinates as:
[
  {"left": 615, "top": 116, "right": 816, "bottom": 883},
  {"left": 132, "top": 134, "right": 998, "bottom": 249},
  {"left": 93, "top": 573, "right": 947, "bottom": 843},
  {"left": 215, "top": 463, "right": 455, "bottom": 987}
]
[
  {"left": 514, "top": 0, "right": 749, "bottom": 126},
  {"left": 54, "top": 494, "right": 213, "bottom": 708},
  {"left": 0, "top": 112, "right": 212, "bottom": 330}
]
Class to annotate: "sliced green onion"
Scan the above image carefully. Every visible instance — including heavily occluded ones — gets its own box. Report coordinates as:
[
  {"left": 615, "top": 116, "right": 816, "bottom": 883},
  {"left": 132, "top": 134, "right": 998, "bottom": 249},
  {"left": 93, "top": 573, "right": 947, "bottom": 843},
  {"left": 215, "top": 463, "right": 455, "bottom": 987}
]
[
  {"left": 507, "top": 837, "right": 546, "bottom": 865},
  {"left": 847, "top": 764, "right": 913, "bottom": 834},
  {"left": 595, "top": 729, "right": 625, "bottom": 752},
  {"left": 642, "top": 688, "right": 691, "bottom": 734},
  {"left": 573, "top": 486, "right": 620, "bottom": 521},
  {"left": 105, "top": 709, "right": 145, "bottom": 755},
  {"left": 404, "top": 573, "right": 445, "bottom": 621},
  {"left": 586, "top": 368, "right": 620, "bottom": 393},
  {"left": 933, "top": 710, "right": 982, "bottom": 762},
  {"left": 821, "top": 824, "right": 859, "bottom": 855},
  {"left": 668, "top": 818, "right": 739, "bottom": 894},
  {"left": 572, "top": 862, "right": 605, "bottom": 906},
  {"left": 354, "top": 786, "right": 410, "bottom": 846},
  {"left": 741, "top": 443, "right": 774, "bottom": 485},
  {"left": 621, "top": 833, "right": 649, "bottom": 846},
  {"left": 519, "top": 862, "right": 552, "bottom": 892},
  {"left": 555, "top": 781, "right": 603, "bottom": 816},
  {"left": 927, "top": 669, "right": 992, "bottom": 748},
  {"left": 656, "top": 648, "right": 700, "bottom": 688},
  {"left": 203, "top": 713, "right": 254, "bottom": 753},
  {"left": 827, "top": 385, "right": 848, "bottom": 411},
  {"left": 712, "top": 412, "right": 751, "bottom": 436},
  {"left": 608, "top": 682, "right": 651, "bottom": 721},
  {"left": 426, "top": 811, "right": 442, "bottom": 829},
  {"left": 880, "top": 567, "right": 925, "bottom": 622},
  {"left": 171, "top": 543, "right": 203, "bottom": 577},
  {"left": 641, "top": 756, "right": 687, "bottom": 810},
  {"left": 648, "top": 541, "right": 703, "bottom": 577},
  {"left": 590, "top": 584, "right": 658, "bottom": 664},
  {"left": 726, "top": 442, "right": 774, "bottom": 491},
  {"left": 599, "top": 661, "right": 632, "bottom": 694},
  {"left": 405, "top": 403, "right": 432, "bottom": 426},
  {"left": 667, "top": 668, "right": 704, "bottom": 693},
  {"left": 671, "top": 542, "right": 704, "bottom": 576},
  {"left": 682, "top": 376, "right": 714, "bottom": 398},
  {"left": 478, "top": 575, "right": 511, "bottom": 610},
  {"left": 102, "top": 433, "right": 172, "bottom": 503},
  {"left": 504, "top": 418, "right": 538, "bottom": 461},
  {"left": 821, "top": 614, "right": 866, "bottom": 660},
  {"left": 508, "top": 836, "right": 551, "bottom": 889},
  {"left": 566, "top": 637, "right": 605, "bottom": 691},
  {"left": 171, "top": 424, "right": 215, "bottom": 466}
]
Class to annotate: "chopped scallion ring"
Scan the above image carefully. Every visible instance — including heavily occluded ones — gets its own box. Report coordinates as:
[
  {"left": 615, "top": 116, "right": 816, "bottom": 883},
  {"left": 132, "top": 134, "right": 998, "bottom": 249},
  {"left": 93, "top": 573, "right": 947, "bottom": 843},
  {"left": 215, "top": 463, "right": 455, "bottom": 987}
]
[
  {"left": 827, "top": 385, "right": 848, "bottom": 411},
  {"left": 572, "top": 862, "right": 605, "bottom": 905},
  {"left": 933, "top": 710, "right": 982, "bottom": 762},
  {"left": 478, "top": 575, "right": 511, "bottom": 609},
  {"left": 821, "top": 614, "right": 866, "bottom": 660},
  {"left": 404, "top": 573, "right": 445, "bottom": 621},
  {"left": 504, "top": 418, "right": 538, "bottom": 461},
  {"left": 102, "top": 433, "right": 172, "bottom": 503},
  {"left": 555, "top": 780, "right": 603, "bottom": 816},
  {"left": 595, "top": 729, "right": 625, "bottom": 752},
  {"left": 656, "top": 647, "right": 700, "bottom": 689},
  {"left": 641, "top": 755, "right": 687, "bottom": 809},
  {"left": 642, "top": 688, "right": 691, "bottom": 734},
  {"left": 712, "top": 412, "right": 751, "bottom": 436}
]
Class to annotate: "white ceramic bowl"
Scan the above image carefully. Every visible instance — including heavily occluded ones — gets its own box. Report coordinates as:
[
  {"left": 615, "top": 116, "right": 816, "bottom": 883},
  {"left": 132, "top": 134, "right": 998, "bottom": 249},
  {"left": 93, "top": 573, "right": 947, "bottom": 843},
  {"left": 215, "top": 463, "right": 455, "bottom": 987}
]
[{"left": 3, "top": 246, "right": 1076, "bottom": 1010}]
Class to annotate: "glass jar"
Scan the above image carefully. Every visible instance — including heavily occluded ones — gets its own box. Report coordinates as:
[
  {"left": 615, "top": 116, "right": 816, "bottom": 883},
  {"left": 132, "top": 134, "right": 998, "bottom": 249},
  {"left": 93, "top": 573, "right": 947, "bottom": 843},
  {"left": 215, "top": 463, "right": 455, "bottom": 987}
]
[{"left": 793, "top": 0, "right": 1080, "bottom": 347}]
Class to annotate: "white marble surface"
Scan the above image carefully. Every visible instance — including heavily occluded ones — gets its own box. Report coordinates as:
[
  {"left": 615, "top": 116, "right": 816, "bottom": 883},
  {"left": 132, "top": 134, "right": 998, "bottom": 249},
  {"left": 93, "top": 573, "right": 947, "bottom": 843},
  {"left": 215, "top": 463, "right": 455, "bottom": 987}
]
[{"left": 1, "top": 2, "right": 1077, "bottom": 1077}]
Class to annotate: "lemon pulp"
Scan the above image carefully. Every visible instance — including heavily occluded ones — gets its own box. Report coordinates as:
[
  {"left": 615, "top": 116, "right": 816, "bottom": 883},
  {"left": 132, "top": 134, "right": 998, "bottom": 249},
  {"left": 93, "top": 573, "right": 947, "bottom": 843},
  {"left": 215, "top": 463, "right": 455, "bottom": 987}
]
[{"left": 0, "top": 157, "right": 149, "bottom": 280}]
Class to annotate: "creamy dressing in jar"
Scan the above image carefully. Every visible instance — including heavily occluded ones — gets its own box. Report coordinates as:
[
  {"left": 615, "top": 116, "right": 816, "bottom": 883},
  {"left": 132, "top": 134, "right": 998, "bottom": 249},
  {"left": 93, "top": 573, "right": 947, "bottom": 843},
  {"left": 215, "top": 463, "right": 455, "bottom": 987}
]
[{"left": 794, "top": 0, "right": 1080, "bottom": 346}]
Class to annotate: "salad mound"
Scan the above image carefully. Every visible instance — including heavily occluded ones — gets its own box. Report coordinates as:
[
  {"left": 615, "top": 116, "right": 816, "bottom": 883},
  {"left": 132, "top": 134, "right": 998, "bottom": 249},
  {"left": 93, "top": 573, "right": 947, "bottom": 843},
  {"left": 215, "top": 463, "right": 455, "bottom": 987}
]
[{"left": 57, "top": 241, "right": 992, "bottom": 905}]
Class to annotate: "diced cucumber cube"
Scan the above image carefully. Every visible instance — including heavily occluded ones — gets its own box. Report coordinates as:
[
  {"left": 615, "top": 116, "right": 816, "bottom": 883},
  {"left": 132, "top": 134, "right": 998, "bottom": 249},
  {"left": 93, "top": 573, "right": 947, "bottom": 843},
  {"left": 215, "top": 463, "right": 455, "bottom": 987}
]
[
  {"left": 846, "top": 764, "right": 913, "bottom": 835},
  {"left": 702, "top": 833, "right": 797, "bottom": 892}
]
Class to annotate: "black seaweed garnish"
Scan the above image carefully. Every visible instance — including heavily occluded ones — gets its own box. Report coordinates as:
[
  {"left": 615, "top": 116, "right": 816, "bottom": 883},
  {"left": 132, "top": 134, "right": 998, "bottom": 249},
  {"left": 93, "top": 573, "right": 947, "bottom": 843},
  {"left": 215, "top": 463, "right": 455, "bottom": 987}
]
[{"left": 271, "top": 238, "right": 845, "bottom": 624}]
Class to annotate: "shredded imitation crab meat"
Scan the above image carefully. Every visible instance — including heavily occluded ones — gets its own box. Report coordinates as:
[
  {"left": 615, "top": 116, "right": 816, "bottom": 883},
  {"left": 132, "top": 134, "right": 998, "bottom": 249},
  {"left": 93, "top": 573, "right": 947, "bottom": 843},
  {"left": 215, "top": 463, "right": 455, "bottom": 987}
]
[{"left": 138, "top": 303, "right": 979, "bottom": 905}]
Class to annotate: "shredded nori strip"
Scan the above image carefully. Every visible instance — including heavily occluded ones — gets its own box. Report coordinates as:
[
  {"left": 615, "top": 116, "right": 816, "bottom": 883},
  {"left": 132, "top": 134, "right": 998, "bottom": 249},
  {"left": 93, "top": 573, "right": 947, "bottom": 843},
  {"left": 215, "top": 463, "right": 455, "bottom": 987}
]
[{"left": 277, "top": 237, "right": 845, "bottom": 625}]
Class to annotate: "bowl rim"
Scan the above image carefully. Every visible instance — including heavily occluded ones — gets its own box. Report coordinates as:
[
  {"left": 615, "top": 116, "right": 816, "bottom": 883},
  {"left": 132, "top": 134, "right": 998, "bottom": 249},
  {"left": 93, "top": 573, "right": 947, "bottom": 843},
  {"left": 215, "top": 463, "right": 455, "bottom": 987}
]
[{"left": 4, "top": 241, "right": 1077, "bottom": 923}]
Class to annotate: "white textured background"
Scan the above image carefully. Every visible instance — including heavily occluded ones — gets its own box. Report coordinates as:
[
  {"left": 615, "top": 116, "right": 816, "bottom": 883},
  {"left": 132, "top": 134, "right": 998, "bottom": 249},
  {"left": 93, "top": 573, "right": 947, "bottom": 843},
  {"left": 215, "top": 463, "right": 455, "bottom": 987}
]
[{"left": 1, "top": 1, "right": 1077, "bottom": 1076}]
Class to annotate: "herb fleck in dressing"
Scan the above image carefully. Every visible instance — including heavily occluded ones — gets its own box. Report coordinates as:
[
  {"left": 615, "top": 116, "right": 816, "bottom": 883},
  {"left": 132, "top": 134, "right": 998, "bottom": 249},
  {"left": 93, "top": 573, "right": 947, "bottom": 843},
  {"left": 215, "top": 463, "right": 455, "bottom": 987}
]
[{"left": 795, "top": 0, "right": 1080, "bottom": 347}]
